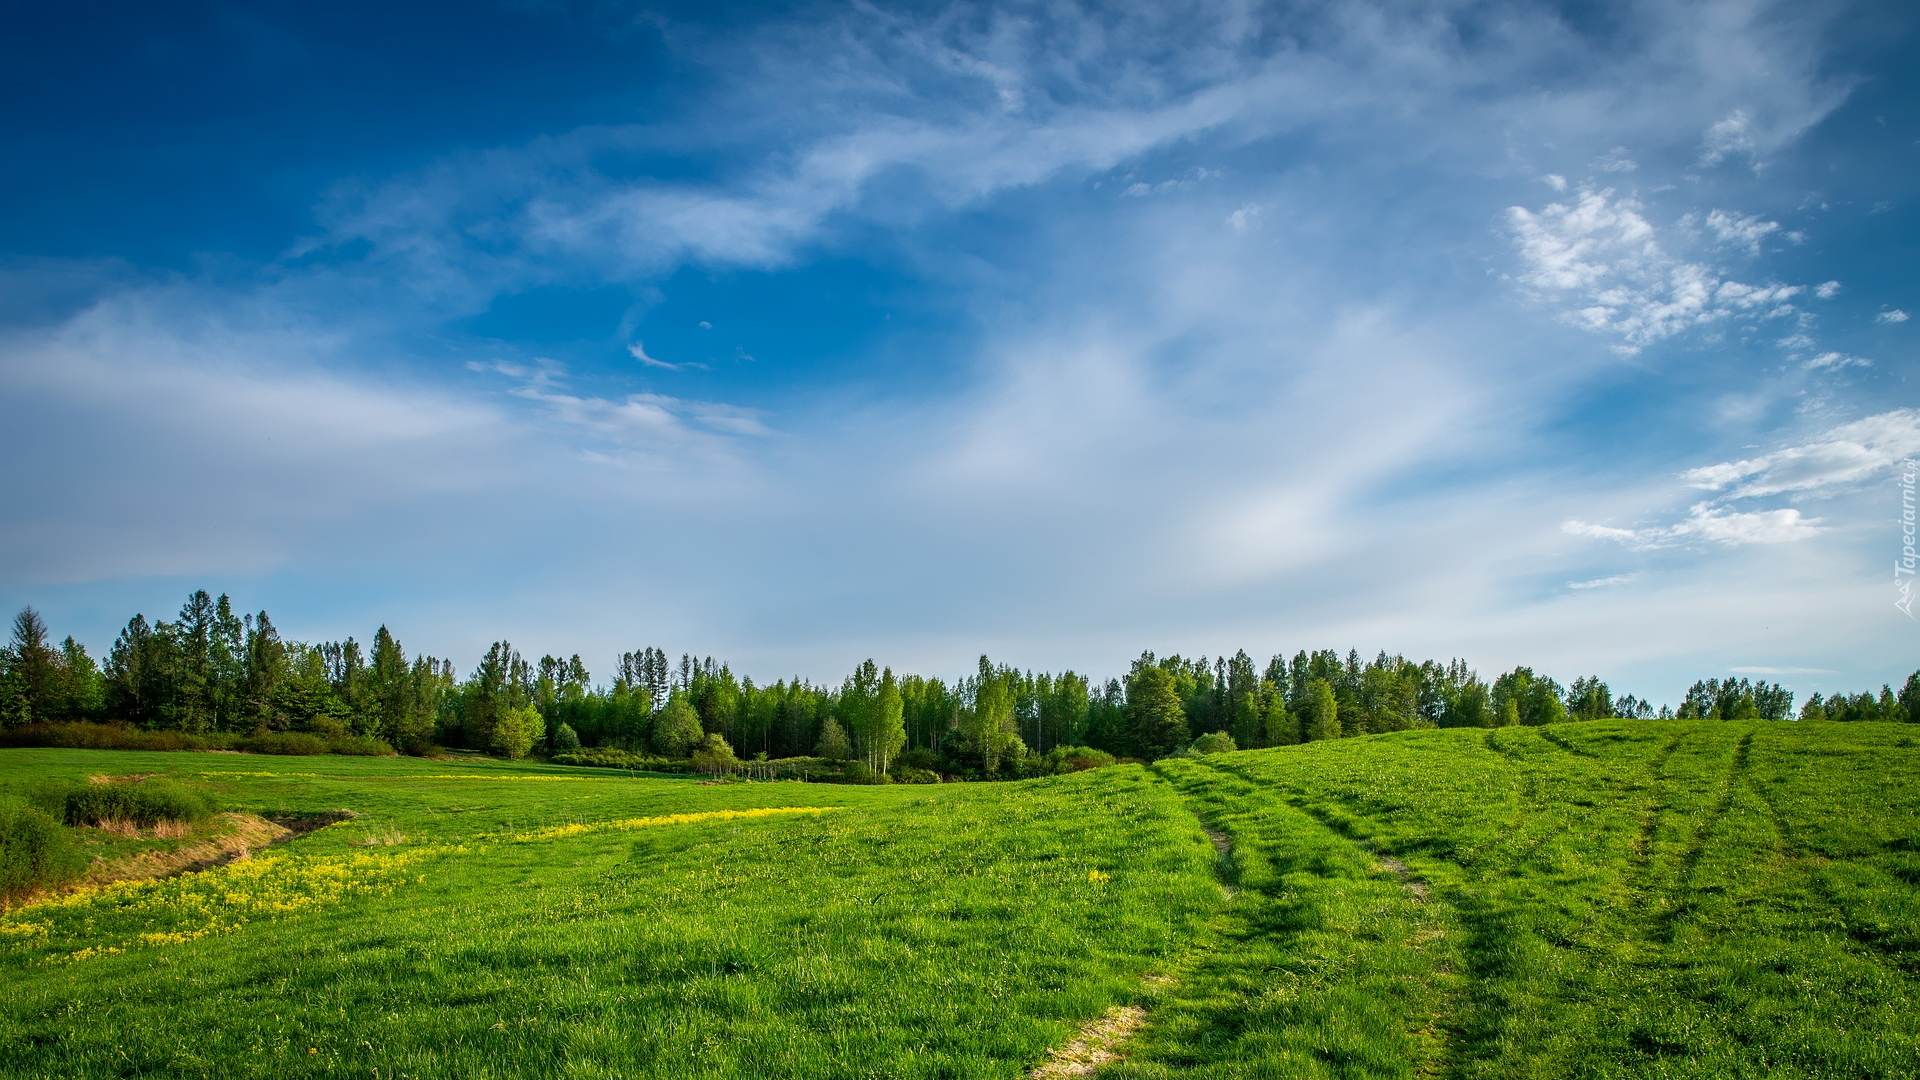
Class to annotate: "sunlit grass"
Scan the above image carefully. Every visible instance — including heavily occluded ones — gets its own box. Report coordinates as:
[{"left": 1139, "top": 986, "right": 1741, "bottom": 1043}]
[
  {"left": 2, "top": 724, "right": 1913, "bottom": 1078},
  {"left": 0, "top": 750, "right": 1220, "bottom": 1079}
]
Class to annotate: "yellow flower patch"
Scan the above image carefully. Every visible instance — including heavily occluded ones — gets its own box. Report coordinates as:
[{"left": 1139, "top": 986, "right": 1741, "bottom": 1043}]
[
  {"left": 1, "top": 846, "right": 461, "bottom": 963},
  {"left": 512, "top": 806, "right": 838, "bottom": 842}
]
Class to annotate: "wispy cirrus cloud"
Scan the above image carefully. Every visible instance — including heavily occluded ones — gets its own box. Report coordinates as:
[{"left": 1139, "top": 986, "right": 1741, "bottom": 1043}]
[
  {"left": 470, "top": 359, "right": 773, "bottom": 462},
  {"left": 1565, "top": 410, "right": 1920, "bottom": 552},
  {"left": 1564, "top": 503, "right": 1823, "bottom": 549},
  {"left": 1681, "top": 409, "right": 1920, "bottom": 498}
]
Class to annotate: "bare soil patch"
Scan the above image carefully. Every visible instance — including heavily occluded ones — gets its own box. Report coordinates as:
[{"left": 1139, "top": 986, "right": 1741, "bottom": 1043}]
[{"left": 1029, "top": 1005, "right": 1147, "bottom": 1078}]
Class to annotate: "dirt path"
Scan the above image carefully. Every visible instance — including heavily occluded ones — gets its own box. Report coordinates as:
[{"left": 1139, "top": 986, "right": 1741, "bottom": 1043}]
[{"left": 1029, "top": 1005, "right": 1148, "bottom": 1078}]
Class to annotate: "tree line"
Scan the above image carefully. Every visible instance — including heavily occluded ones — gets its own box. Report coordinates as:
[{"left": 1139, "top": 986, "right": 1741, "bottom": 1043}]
[{"left": 3, "top": 592, "right": 1917, "bottom": 774}]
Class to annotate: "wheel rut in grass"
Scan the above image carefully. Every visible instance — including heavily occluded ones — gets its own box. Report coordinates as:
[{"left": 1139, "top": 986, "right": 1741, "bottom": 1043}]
[
  {"left": 1028, "top": 1005, "right": 1148, "bottom": 1078},
  {"left": 1150, "top": 756, "right": 1459, "bottom": 1076},
  {"left": 1535, "top": 727, "right": 1599, "bottom": 758},
  {"left": 1626, "top": 734, "right": 1687, "bottom": 884}
]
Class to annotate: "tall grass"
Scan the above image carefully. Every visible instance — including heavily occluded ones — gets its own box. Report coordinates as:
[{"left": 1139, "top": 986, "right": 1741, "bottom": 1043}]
[
  {"left": 0, "top": 799, "right": 84, "bottom": 905},
  {"left": 54, "top": 778, "right": 218, "bottom": 829}
]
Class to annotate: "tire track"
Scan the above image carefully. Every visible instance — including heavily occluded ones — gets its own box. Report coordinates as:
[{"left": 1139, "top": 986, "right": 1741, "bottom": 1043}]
[
  {"left": 1194, "top": 756, "right": 1459, "bottom": 1077},
  {"left": 1626, "top": 734, "right": 1686, "bottom": 886}
]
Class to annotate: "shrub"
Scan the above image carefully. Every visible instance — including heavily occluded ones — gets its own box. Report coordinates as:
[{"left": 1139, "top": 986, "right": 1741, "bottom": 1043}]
[
  {"left": 236, "top": 732, "right": 329, "bottom": 756},
  {"left": 842, "top": 761, "right": 884, "bottom": 784},
  {"left": 690, "top": 733, "right": 740, "bottom": 775},
  {"left": 1043, "top": 745, "right": 1118, "bottom": 774},
  {"left": 0, "top": 798, "right": 83, "bottom": 903},
  {"left": 551, "top": 722, "right": 581, "bottom": 752},
  {"left": 551, "top": 747, "right": 676, "bottom": 771},
  {"left": 60, "top": 778, "right": 217, "bottom": 828},
  {"left": 324, "top": 735, "right": 396, "bottom": 756},
  {"left": 399, "top": 735, "right": 441, "bottom": 757},
  {"left": 1191, "top": 732, "right": 1238, "bottom": 755},
  {"left": 0, "top": 722, "right": 217, "bottom": 752},
  {"left": 894, "top": 748, "right": 941, "bottom": 773},
  {"left": 891, "top": 767, "right": 941, "bottom": 784}
]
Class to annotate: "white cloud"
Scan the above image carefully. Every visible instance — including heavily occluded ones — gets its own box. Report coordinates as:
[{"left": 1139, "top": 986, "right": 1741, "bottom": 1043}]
[
  {"left": 1682, "top": 409, "right": 1920, "bottom": 498},
  {"left": 1878, "top": 309, "right": 1909, "bottom": 324},
  {"left": 1672, "top": 503, "right": 1823, "bottom": 544},
  {"left": 1700, "top": 108, "right": 1755, "bottom": 165},
  {"left": 1508, "top": 188, "right": 1801, "bottom": 352},
  {"left": 1815, "top": 280, "right": 1841, "bottom": 299},
  {"left": 1804, "top": 350, "right": 1869, "bottom": 371},
  {"left": 1568, "top": 574, "right": 1636, "bottom": 589},
  {"left": 1594, "top": 148, "right": 1638, "bottom": 173},
  {"left": 1565, "top": 503, "right": 1822, "bottom": 548},
  {"left": 0, "top": 292, "right": 510, "bottom": 583},
  {"left": 1563, "top": 410, "right": 1920, "bottom": 554},
  {"left": 1705, "top": 208, "right": 1779, "bottom": 255},
  {"left": 628, "top": 341, "right": 691, "bottom": 371},
  {"left": 1226, "top": 203, "right": 1260, "bottom": 232},
  {"left": 1563, "top": 520, "right": 1642, "bottom": 542},
  {"left": 480, "top": 361, "right": 771, "bottom": 457}
]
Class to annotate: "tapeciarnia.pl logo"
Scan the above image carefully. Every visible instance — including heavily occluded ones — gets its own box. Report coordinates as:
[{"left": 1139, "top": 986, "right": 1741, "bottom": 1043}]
[{"left": 1899, "top": 458, "right": 1916, "bottom": 620}]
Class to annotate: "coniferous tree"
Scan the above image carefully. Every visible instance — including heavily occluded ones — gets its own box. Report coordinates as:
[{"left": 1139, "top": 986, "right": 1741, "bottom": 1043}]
[{"left": 814, "top": 715, "right": 853, "bottom": 761}]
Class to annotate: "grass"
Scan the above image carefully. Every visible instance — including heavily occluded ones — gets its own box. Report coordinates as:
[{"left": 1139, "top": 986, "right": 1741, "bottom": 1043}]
[
  {"left": 1113, "top": 721, "right": 1920, "bottom": 1079},
  {"left": 0, "top": 749, "right": 1221, "bottom": 1079},
  {"left": 0, "top": 721, "right": 1914, "bottom": 1078}
]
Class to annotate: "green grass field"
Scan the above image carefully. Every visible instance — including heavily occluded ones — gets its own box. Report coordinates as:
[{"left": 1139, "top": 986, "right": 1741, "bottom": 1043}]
[{"left": 3, "top": 721, "right": 1916, "bottom": 1078}]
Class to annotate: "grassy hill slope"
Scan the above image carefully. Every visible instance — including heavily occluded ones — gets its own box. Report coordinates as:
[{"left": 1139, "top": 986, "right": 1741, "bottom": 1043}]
[
  {"left": 2, "top": 721, "right": 1916, "bottom": 1078},
  {"left": 1124, "top": 721, "right": 1920, "bottom": 1079}
]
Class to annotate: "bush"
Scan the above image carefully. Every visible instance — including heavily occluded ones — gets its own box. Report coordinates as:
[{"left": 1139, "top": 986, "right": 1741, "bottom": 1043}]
[
  {"left": 1191, "top": 732, "right": 1238, "bottom": 755},
  {"left": 690, "top": 733, "right": 740, "bottom": 775},
  {"left": 891, "top": 767, "right": 941, "bottom": 784},
  {"left": 551, "top": 722, "right": 581, "bottom": 752},
  {"left": 894, "top": 748, "right": 941, "bottom": 773},
  {"left": 1041, "top": 745, "right": 1117, "bottom": 774},
  {"left": 399, "top": 735, "right": 441, "bottom": 757},
  {"left": 236, "top": 731, "right": 329, "bottom": 756},
  {"left": 0, "top": 799, "right": 83, "bottom": 903},
  {"left": 59, "top": 778, "right": 218, "bottom": 828},
  {"left": 325, "top": 735, "right": 396, "bottom": 756},
  {"left": 0, "top": 722, "right": 217, "bottom": 752},
  {"left": 551, "top": 747, "right": 676, "bottom": 771}
]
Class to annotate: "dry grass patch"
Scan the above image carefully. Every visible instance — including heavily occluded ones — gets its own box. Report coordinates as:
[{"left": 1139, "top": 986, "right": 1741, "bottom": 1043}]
[
  {"left": 1030, "top": 1005, "right": 1147, "bottom": 1078},
  {"left": 85, "top": 813, "right": 291, "bottom": 885}
]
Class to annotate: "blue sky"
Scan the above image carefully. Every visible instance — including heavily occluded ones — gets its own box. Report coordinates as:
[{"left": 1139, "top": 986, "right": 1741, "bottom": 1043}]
[{"left": 2, "top": 0, "right": 1916, "bottom": 703}]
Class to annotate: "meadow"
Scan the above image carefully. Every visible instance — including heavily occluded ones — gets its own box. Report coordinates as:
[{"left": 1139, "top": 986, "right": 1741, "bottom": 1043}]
[{"left": 2, "top": 721, "right": 1916, "bottom": 1078}]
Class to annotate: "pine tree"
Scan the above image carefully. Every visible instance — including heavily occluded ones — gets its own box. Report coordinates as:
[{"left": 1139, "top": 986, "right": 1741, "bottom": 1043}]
[
  {"left": 814, "top": 715, "right": 853, "bottom": 761},
  {"left": 7, "top": 608, "right": 57, "bottom": 724}
]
